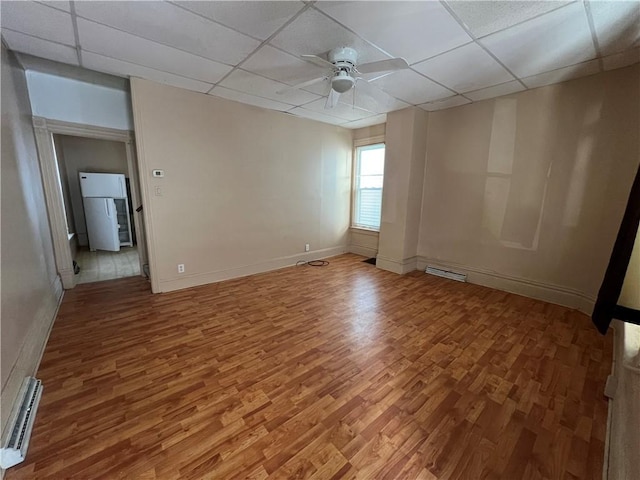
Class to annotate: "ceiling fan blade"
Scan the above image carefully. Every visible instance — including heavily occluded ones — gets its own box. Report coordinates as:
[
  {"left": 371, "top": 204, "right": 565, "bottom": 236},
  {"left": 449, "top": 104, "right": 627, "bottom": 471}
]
[
  {"left": 276, "top": 76, "right": 328, "bottom": 95},
  {"left": 357, "top": 57, "right": 409, "bottom": 74},
  {"left": 301, "top": 54, "right": 336, "bottom": 70},
  {"left": 325, "top": 88, "right": 340, "bottom": 109},
  {"left": 352, "top": 78, "right": 400, "bottom": 113},
  {"left": 364, "top": 71, "right": 396, "bottom": 83}
]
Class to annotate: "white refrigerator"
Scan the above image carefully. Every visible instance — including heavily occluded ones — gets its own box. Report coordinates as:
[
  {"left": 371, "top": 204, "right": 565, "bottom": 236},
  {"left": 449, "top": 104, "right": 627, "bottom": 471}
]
[{"left": 79, "top": 172, "right": 133, "bottom": 252}]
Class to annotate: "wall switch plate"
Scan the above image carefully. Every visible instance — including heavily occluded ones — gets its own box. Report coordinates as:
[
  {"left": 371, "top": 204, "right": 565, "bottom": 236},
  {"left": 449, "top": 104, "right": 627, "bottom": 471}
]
[
  {"left": 178, "top": 264, "right": 185, "bottom": 273},
  {"left": 305, "top": 244, "right": 310, "bottom": 252},
  {"left": 152, "top": 169, "right": 164, "bottom": 177}
]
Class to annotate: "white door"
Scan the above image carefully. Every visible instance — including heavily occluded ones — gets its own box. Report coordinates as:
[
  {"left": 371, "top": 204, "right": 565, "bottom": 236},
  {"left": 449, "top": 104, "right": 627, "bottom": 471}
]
[
  {"left": 79, "top": 173, "right": 126, "bottom": 198},
  {"left": 84, "top": 197, "right": 120, "bottom": 252}
]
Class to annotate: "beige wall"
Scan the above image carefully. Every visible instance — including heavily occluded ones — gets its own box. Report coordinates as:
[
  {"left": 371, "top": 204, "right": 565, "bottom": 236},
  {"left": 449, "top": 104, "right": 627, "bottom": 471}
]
[
  {"left": 54, "top": 135, "right": 129, "bottom": 247},
  {"left": 353, "top": 123, "right": 385, "bottom": 141},
  {"left": 349, "top": 229, "right": 379, "bottom": 258},
  {"left": 130, "top": 78, "right": 352, "bottom": 292},
  {"left": 377, "top": 107, "right": 428, "bottom": 274},
  {"left": 1, "top": 46, "right": 62, "bottom": 439},
  {"left": 417, "top": 65, "right": 640, "bottom": 311}
]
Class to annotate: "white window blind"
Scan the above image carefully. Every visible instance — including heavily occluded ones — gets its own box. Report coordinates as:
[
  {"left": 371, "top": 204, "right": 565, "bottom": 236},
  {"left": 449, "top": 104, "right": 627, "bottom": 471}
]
[{"left": 353, "top": 143, "right": 385, "bottom": 230}]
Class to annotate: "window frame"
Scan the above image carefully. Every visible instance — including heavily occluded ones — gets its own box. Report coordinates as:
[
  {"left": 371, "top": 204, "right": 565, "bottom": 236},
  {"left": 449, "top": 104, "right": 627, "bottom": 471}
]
[{"left": 351, "top": 136, "right": 386, "bottom": 232}]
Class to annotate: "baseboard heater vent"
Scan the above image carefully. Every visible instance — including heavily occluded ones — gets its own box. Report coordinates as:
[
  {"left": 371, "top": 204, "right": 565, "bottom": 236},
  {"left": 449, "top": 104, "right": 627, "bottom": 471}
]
[
  {"left": 0, "top": 377, "right": 43, "bottom": 470},
  {"left": 426, "top": 266, "right": 467, "bottom": 282}
]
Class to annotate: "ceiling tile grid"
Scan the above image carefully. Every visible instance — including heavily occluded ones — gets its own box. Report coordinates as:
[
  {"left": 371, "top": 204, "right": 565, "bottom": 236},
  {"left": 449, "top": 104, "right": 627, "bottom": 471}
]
[
  {"left": 412, "top": 42, "right": 516, "bottom": 93},
  {"left": 1, "top": 0, "right": 638, "bottom": 129},
  {"left": 2, "top": 29, "right": 79, "bottom": 66},
  {"left": 419, "top": 94, "right": 472, "bottom": 112},
  {"left": 314, "top": 1, "right": 472, "bottom": 64},
  {"left": 76, "top": 18, "right": 233, "bottom": 84},
  {"left": 210, "top": 86, "right": 295, "bottom": 112},
  {"left": 218, "top": 69, "right": 321, "bottom": 106},
  {"left": 173, "top": 1, "right": 306, "bottom": 41},
  {"left": 73, "top": 1, "right": 261, "bottom": 65},
  {"left": 81, "top": 51, "right": 214, "bottom": 93},
  {"left": 478, "top": 1, "right": 597, "bottom": 78},
  {"left": 2, "top": 1, "right": 76, "bottom": 45}
]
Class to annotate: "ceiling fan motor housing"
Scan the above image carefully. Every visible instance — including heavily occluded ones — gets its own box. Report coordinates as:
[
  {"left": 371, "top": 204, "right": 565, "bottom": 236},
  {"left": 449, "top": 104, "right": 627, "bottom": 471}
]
[
  {"left": 328, "top": 47, "right": 358, "bottom": 93},
  {"left": 331, "top": 70, "right": 356, "bottom": 93},
  {"left": 328, "top": 47, "right": 359, "bottom": 68}
]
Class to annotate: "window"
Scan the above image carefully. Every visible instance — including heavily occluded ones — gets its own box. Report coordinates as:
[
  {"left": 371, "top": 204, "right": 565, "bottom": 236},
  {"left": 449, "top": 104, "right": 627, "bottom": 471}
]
[{"left": 353, "top": 143, "right": 385, "bottom": 230}]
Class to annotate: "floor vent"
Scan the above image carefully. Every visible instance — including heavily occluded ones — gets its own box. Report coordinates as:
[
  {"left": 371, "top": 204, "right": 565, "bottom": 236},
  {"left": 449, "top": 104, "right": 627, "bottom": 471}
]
[
  {"left": 0, "top": 377, "right": 43, "bottom": 470},
  {"left": 426, "top": 266, "right": 467, "bottom": 282}
]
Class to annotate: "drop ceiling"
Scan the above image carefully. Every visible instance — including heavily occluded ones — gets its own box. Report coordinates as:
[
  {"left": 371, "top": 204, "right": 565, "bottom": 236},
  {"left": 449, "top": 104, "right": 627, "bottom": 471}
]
[{"left": 2, "top": 1, "right": 639, "bottom": 129}]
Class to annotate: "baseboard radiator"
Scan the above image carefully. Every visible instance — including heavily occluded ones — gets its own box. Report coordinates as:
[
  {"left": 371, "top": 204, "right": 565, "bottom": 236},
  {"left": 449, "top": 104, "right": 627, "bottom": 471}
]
[
  {"left": 0, "top": 377, "right": 43, "bottom": 470},
  {"left": 426, "top": 266, "right": 467, "bottom": 282}
]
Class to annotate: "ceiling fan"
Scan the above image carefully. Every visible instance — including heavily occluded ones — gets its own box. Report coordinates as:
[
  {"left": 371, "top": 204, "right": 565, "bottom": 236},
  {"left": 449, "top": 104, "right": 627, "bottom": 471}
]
[{"left": 278, "top": 47, "right": 409, "bottom": 109}]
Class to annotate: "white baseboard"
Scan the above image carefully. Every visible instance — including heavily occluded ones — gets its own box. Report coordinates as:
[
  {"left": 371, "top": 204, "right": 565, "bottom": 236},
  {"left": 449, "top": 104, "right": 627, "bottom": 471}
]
[
  {"left": 1, "top": 276, "right": 63, "bottom": 477},
  {"left": 417, "top": 256, "right": 595, "bottom": 314},
  {"left": 158, "top": 246, "right": 347, "bottom": 292},
  {"left": 348, "top": 244, "right": 377, "bottom": 258},
  {"left": 376, "top": 255, "right": 418, "bottom": 275}
]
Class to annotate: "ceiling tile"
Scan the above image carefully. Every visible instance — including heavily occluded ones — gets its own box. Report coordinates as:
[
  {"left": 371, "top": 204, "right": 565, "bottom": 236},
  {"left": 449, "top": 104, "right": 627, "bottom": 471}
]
[
  {"left": 343, "top": 114, "right": 387, "bottom": 129},
  {"left": 369, "top": 69, "right": 453, "bottom": 104},
  {"left": 341, "top": 82, "right": 411, "bottom": 114},
  {"left": 174, "top": 1, "right": 305, "bottom": 41},
  {"left": 210, "top": 86, "right": 294, "bottom": 111},
  {"left": 77, "top": 19, "right": 233, "bottom": 84},
  {"left": 413, "top": 42, "right": 514, "bottom": 93},
  {"left": 269, "top": 8, "right": 388, "bottom": 65},
  {"left": 315, "top": 1, "right": 471, "bottom": 64},
  {"left": 480, "top": 2, "right": 597, "bottom": 78},
  {"left": 2, "top": 30, "right": 78, "bottom": 66},
  {"left": 1, "top": 1, "right": 75, "bottom": 46},
  {"left": 37, "top": 1, "right": 71, "bottom": 13},
  {"left": 288, "top": 107, "right": 349, "bottom": 125},
  {"left": 522, "top": 59, "right": 601, "bottom": 88},
  {"left": 446, "top": 1, "right": 573, "bottom": 38},
  {"left": 464, "top": 80, "right": 525, "bottom": 102},
  {"left": 242, "top": 45, "right": 328, "bottom": 86},
  {"left": 82, "top": 51, "right": 214, "bottom": 93},
  {"left": 602, "top": 47, "right": 640, "bottom": 71},
  {"left": 302, "top": 98, "right": 375, "bottom": 121},
  {"left": 588, "top": 1, "right": 640, "bottom": 56},
  {"left": 219, "top": 69, "right": 321, "bottom": 106},
  {"left": 419, "top": 95, "right": 471, "bottom": 111},
  {"left": 300, "top": 79, "right": 333, "bottom": 97},
  {"left": 74, "top": 1, "right": 259, "bottom": 66}
]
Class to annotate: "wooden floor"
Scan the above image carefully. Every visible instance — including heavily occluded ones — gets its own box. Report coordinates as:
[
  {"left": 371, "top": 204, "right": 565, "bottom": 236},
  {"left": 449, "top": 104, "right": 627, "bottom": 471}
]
[{"left": 8, "top": 254, "right": 612, "bottom": 479}]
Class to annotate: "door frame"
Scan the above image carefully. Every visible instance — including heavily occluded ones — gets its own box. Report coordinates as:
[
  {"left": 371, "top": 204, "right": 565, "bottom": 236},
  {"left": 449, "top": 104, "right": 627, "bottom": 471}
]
[{"left": 32, "top": 116, "right": 148, "bottom": 289}]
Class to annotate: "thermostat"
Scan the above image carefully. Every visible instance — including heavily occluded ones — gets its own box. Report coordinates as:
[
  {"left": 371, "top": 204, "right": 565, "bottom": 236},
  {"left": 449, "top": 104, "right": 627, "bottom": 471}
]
[{"left": 152, "top": 169, "right": 164, "bottom": 178}]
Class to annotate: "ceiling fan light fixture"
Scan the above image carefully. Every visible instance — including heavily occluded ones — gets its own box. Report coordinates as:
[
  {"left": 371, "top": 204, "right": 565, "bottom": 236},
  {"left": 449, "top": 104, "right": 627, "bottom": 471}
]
[{"left": 332, "top": 71, "right": 355, "bottom": 93}]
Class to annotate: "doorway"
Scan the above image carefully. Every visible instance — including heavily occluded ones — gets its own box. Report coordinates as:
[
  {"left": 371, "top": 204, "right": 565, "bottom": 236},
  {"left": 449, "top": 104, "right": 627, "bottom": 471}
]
[
  {"left": 32, "top": 117, "right": 148, "bottom": 289},
  {"left": 52, "top": 134, "right": 142, "bottom": 284}
]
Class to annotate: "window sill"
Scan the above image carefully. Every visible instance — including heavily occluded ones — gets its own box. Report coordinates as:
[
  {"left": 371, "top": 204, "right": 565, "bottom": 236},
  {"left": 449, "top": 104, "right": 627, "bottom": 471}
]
[{"left": 350, "top": 227, "right": 380, "bottom": 235}]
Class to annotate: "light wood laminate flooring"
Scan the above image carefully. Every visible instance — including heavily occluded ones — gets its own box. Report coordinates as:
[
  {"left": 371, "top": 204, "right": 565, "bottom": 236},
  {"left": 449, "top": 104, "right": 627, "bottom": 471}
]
[{"left": 7, "top": 254, "right": 612, "bottom": 479}]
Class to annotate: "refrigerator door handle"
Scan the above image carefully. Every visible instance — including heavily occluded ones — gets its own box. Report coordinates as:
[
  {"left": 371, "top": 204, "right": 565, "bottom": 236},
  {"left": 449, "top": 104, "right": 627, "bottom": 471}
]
[{"left": 105, "top": 198, "right": 111, "bottom": 217}]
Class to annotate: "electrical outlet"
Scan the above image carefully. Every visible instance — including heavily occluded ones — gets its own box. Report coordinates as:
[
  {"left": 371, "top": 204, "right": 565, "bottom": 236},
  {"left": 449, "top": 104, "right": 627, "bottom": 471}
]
[
  {"left": 305, "top": 243, "right": 310, "bottom": 252},
  {"left": 178, "top": 264, "right": 185, "bottom": 273}
]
